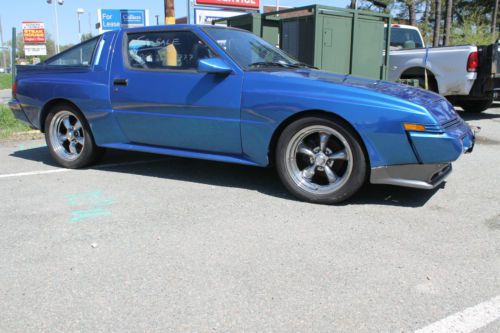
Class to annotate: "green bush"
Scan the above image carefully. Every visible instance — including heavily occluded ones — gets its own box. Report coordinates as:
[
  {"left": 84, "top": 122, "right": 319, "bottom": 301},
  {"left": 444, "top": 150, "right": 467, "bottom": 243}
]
[
  {"left": 0, "top": 73, "right": 12, "bottom": 90},
  {"left": 0, "top": 105, "right": 30, "bottom": 139}
]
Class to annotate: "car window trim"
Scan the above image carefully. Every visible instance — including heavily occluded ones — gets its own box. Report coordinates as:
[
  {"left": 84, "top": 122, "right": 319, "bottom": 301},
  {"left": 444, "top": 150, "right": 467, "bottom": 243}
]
[
  {"left": 43, "top": 35, "right": 102, "bottom": 68},
  {"left": 123, "top": 29, "right": 222, "bottom": 74}
]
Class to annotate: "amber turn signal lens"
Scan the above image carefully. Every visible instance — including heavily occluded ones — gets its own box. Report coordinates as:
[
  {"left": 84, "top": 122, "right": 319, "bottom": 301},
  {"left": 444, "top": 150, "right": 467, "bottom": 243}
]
[{"left": 403, "top": 123, "right": 426, "bottom": 131}]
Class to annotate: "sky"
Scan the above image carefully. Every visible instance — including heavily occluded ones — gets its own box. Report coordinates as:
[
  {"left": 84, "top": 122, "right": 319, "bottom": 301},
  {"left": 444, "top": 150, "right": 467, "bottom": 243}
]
[{"left": 0, "top": 0, "right": 352, "bottom": 46}]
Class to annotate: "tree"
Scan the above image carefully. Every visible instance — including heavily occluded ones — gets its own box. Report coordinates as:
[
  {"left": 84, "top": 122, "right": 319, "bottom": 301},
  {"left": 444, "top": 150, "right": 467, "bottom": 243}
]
[
  {"left": 451, "top": 12, "right": 495, "bottom": 44},
  {"left": 433, "top": 0, "right": 442, "bottom": 46},
  {"left": 407, "top": 0, "right": 417, "bottom": 25},
  {"left": 444, "top": 0, "right": 453, "bottom": 45},
  {"left": 81, "top": 33, "right": 94, "bottom": 42},
  {"left": 493, "top": 0, "right": 499, "bottom": 39}
]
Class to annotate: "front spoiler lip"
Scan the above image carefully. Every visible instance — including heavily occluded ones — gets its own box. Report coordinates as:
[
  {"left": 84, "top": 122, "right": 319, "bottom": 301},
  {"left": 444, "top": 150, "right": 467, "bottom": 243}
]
[{"left": 370, "top": 163, "right": 452, "bottom": 190}]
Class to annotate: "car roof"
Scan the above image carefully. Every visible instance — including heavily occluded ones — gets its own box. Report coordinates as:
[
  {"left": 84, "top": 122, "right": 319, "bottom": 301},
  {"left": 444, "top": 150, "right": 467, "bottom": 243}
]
[
  {"left": 384, "top": 24, "right": 420, "bottom": 31},
  {"left": 121, "top": 24, "right": 244, "bottom": 33}
]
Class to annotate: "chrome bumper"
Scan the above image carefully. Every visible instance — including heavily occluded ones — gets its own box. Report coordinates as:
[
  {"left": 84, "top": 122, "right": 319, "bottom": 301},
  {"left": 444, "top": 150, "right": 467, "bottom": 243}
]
[{"left": 370, "top": 163, "right": 452, "bottom": 190}]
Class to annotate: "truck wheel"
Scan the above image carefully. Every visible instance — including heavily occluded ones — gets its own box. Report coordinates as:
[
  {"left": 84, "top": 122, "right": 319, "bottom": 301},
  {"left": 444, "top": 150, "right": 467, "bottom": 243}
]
[
  {"left": 275, "top": 116, "right": 367, "bottom": 204},
  {"left": 45, "top": 104, "right": 102, "bottom": 168},
  {"left": 459, "top": 97, "right": 493, "bottom": 113}
]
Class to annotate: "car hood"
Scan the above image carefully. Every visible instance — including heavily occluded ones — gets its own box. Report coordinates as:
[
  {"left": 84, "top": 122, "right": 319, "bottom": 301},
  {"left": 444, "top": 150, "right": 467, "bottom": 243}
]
[{"left": 263, "top": 69, "right": 458, "bottom": 125}]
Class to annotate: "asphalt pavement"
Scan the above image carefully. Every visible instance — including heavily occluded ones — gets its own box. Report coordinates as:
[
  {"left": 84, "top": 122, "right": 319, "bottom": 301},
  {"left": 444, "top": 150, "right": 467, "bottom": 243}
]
[{"left": 0, "top": 105, "right": 499, "bottom": 332}]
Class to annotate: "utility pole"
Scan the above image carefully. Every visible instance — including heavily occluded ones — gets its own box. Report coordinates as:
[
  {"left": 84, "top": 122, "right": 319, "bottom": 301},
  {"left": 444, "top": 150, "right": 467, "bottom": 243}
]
[
  {"left": 163, "top": 0, "right": 176, "bottom": 66},
  {"left": 433, "top": 0, "right": 441, "bottom": 47},
  {"left": 47, "top": 0, "right": 63, "bottom": 54},
  {"left": 77, "top": 8, "right": 84, "bottom": 42},
  {"left": 11, "top": 27, "right": 16, "bottom": 82},
  {"left": 493, "top": 0, "right": 499, "bottom": 42},
  {"left": 164, "top": 0, "right": 175, "bottom": 24},
  {"left": 0, "top": 16, "right": 7, "bottom": 70},
  {"left": 443, "top": 0, "right": 452, "bottom": 46},
  {"left": 88, "top": 12, "right": 92, "bottom": 36}
]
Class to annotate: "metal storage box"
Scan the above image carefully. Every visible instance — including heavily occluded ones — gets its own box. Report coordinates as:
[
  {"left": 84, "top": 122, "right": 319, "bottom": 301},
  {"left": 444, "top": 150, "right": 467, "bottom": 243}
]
[{"left": 214, "top": 5, "right": 391, "bottom": 80}]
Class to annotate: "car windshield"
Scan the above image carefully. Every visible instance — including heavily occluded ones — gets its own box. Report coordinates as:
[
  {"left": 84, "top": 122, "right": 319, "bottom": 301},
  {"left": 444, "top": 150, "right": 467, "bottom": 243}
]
[{"left": 203, "top": 27, "right": 302, "bottom": 70}]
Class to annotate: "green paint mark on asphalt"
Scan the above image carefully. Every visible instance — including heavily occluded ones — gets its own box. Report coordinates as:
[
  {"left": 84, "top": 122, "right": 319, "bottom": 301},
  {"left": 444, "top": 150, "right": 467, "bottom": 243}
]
[
  {"left": 70, "top": 208, "right": 112, "bottom": 222},
  {"left": 65, "top": 191, "right": 114, "bottom": 207},
  {"left": 65, "top": 190, "right": 114, "bottom": 223}
]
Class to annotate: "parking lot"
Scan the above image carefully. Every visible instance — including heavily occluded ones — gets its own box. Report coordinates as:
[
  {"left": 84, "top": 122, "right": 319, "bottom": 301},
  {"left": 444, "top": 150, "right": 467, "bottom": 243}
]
[{"left": 1, "top": 106, "right": 499, "bottom": 332}]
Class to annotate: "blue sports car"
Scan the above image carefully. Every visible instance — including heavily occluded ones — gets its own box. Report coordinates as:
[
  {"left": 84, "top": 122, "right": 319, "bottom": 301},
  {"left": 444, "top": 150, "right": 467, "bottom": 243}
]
[{"left": 9, "top": 25, "right": 475, "bottom": 203}]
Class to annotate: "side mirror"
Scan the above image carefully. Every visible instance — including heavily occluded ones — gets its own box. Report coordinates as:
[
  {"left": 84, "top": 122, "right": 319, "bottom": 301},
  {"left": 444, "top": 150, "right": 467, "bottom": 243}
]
[{"left": 198, "top": 58, "right": 233, "bottom": 75}]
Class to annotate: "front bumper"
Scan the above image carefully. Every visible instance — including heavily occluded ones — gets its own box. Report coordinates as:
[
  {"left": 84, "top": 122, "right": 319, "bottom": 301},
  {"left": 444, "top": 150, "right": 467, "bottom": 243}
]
[
  {"left": 8, "top": 99, "right": 34, "bottom": 128},
  {"left": 370, "top": 163, "right": 452, "bottom": 189},
  {"left": 409, "top": 118, "right": 475, "bottom": 164},
  {"left": 369, "top": 118, "right": 474, "bottom": 190}
]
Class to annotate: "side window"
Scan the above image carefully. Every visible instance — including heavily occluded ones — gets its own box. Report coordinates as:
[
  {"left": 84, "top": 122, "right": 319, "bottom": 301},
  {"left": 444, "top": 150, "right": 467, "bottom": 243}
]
[
  {"left": 127, "top": 31, "right": 214, "bottom": 70},
  {"left": 46, "top": 37, "right": 100, "bottom": 66}
]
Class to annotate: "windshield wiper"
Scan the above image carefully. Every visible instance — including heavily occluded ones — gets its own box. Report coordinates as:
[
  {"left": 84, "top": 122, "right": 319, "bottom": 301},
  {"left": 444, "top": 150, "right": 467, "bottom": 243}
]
[
  {"left": 287, "top": 62, "right": 318, "bottom": 69},
  {"left": 247, "top": 61, "right": 290, "bottom": 68}
]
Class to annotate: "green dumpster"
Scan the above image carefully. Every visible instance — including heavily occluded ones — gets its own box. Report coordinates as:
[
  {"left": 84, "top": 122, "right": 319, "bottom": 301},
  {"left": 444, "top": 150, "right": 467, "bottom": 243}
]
[{"left": 213, "top": 5, "right": 391, "bottom": 80}]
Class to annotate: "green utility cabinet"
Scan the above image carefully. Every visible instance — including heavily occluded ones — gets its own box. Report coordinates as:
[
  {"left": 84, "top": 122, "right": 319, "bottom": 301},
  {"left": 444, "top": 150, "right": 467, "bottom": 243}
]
[{"left": 214, "top": 5, "right": 391, "bottom": 80}]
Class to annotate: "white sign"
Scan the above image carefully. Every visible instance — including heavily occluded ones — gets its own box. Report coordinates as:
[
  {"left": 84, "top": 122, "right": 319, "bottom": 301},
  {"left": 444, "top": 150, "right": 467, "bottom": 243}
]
[
  {"left": 24, "top": 44, "right": 47, "bottom": 56},
  {"left": 22, "top": 21, "right": 45, "bottom": 30},
  {"left": 194, "top": 8, "right": 246, "bottom": 25}
]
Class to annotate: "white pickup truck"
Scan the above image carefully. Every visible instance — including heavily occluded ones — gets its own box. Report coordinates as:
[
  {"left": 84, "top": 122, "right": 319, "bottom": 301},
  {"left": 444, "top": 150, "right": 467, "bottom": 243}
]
[{"left": 387, "top": 24, "right": 499, "bottom": 113}]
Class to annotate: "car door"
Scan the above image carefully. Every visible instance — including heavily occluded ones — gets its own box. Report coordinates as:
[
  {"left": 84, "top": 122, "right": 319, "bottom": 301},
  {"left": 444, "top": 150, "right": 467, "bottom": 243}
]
[{"left": 109, "top": 29, "right": 243, "bottom": 154}]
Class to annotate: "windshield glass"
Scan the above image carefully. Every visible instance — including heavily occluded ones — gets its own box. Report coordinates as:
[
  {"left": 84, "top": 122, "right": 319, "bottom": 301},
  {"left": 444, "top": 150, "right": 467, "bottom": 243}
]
[{"left": 202, "top": 27, "right": 299, "bottom": 70}]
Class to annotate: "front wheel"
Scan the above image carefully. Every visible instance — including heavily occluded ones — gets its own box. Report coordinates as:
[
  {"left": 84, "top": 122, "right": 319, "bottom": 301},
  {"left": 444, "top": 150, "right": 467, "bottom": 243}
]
[
  {"left": 275, "top": 117, "right": 367, "bottom": 204},
  {"left": 45, "top": 104, "right": 101, "bottom": 168}
]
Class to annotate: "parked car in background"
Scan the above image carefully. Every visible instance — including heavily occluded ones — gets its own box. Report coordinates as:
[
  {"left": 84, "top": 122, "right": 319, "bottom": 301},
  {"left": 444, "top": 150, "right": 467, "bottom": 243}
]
[
  {"left": 9, "top": 25, "right": 475, "bottom": 204},
  {"left": 387, "top": 24, "right": 499, "bottom": 113}
]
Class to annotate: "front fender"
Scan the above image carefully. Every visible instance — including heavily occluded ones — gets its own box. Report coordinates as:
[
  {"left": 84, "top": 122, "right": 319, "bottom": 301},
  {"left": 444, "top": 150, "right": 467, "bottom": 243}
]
[{"left": 240, "top": 72, "right": 434, "bottom": 167}]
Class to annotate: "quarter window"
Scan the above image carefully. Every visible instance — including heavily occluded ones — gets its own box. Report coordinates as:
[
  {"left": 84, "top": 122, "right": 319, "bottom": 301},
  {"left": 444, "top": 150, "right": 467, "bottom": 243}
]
[
  {"left": 126, "top": 31, "right": 214, "bottom": 70},
  {"left": 46, "top": 37, "right": 100, "bottom": 66}
]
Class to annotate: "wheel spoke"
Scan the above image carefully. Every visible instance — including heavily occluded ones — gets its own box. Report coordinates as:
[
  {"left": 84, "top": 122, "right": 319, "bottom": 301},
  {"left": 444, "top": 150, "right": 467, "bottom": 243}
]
[
  {"left": 69, "top": 141, "right": 78, "bottom": 154},
  {"left": 330, "top": 149, "right": 348, "bottom": 160},
  {"left": 74, "top": 120, "right": 82, "bottom": 131},
  {"left": 324, "top": 166, "right": 338, "bottom": 184},
  {"left": 57, "top": 134, "right": 67, "bottom": 145},
  {"left": 301, "top": 165, "right": 316, "bottom": 180},
  {"left": 62, "top": 118, "right": 72, "bottom": 130},
  {"left": 319, "top": 132, "right": 330, "bottom": 152},
  {"left": 76, "top": 136, "right": 84, "bottom": 145},
  {"left": 297, "top": 142, "right": 315, "bottom": 158}
]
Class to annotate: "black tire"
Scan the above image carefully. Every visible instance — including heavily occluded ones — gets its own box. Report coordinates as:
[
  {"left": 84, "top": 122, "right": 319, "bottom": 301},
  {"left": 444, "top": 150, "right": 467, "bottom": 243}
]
[
  {"left": 275, "top": 116, "right": 367, "bottom": 204},
  {"left": 44, "top": 103, "right": 102, "bottom": 169},
  {"left": 459, "top": 97, "right": 493, "bottom": 113}
]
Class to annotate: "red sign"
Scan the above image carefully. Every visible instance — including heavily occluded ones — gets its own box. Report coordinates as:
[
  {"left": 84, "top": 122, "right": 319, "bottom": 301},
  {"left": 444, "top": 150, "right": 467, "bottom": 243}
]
[
  {"left": 22, "top": 22, "right": 46, "bottom": 43},
  {"left": 196, "top": 0, "right": 259, "bottom": 9}
]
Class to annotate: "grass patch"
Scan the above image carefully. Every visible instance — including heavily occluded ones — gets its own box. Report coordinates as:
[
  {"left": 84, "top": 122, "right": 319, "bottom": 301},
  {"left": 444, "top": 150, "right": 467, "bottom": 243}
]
[
  {"left": 0, "top": 73, "right": 12, "bottom": 90},
  {"left": 0, "top": 105, "right": 31, "bottom": 139}
]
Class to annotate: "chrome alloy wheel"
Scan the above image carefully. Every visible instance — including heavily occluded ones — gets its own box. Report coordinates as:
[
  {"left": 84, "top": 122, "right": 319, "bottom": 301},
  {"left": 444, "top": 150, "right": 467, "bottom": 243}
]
[
  {"left": 49, "top": 111, "right": 85, "bottom": 161},
  {"left": 284, "top": 125, "right": 354, "bottom": 195}
]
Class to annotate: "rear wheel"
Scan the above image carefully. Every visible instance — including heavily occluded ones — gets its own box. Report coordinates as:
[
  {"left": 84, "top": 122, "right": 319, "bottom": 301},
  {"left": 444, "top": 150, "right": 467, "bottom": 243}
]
[
  {"left": 45, "top": 104, "right": 101, "bottom": 168},
  {"left": 276, "top": 117, "right": 367, "bottom": 204},
  {"left": 458, "top": 97, "right": 493, "bottom": 113}
]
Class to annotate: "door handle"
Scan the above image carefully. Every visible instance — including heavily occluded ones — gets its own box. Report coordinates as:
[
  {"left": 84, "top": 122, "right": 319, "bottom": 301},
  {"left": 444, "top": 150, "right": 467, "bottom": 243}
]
[{"left": 113, "top": 78, "right": 128, "bottom": 86}]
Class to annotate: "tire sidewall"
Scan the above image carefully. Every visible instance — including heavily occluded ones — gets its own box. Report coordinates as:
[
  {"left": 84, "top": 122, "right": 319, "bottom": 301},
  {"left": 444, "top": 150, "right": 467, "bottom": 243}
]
[
  {"left": 44, "top": 104, "right": 98, "bottom": 169},
  {"left": 276, "top": 116, "right": 367, "bottom": 204}
]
